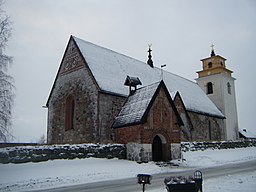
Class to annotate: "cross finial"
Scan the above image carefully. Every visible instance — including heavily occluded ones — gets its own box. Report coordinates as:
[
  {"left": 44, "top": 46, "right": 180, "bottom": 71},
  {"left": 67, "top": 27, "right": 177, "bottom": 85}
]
[
  {"left": 210, "top": 44, "right": 214, "bottom": 51},
  {"left": 210, "top": 44, "right": 215, "bottom": 57},
  {"left": 148, "top": 44, "right": 152, "bottom": 54},
  {"left": 147, "top": 43, "right": 153, "bottom": 68}
]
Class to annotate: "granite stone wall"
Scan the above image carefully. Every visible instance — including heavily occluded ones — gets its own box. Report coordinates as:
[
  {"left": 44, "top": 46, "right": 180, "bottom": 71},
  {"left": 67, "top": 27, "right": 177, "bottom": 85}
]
[
  {"left": 181, "top": 140, "right": 256, "bottom": 152},
  {"left": 0, "top": 144, "right": 126, "bottom": 164},
  {"left": 188, "top": 112, "right": 224, "bottom": 141}
]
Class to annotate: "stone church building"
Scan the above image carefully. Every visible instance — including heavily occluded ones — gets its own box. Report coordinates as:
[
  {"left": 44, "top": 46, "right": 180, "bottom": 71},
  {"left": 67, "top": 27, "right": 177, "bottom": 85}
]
[{"left": 46, "top": 35, "right": 239, "bottom": 161}]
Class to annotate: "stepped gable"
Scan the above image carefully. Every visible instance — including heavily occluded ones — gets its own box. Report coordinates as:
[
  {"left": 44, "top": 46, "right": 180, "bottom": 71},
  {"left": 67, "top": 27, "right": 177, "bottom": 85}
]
[{"left": 72, "top": 36, "right": 224, "bottom": 118}]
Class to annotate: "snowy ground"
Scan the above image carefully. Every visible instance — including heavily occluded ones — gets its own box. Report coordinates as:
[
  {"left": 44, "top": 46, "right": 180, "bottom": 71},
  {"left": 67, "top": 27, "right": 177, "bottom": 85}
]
[{"left": 0, "top": 147, "right": 256, "bottom": 192}]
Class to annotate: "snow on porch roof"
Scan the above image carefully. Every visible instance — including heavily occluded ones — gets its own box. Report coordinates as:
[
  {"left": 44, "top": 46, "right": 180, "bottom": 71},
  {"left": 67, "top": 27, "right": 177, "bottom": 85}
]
[
  {"left": 73, "top": 36, "right": 224, "bottom": 118},
  {"left": 112, "top": 81, "right": 160, "bottom": 128},
  {"left": 112, "top": 81, "right": 183, "bottom": 128}
]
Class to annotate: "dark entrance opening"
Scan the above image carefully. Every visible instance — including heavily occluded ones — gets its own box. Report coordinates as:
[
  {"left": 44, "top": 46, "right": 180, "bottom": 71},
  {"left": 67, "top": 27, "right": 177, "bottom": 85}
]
[{"left": 152, "top": 135, "right": 163, "bottom": 161}]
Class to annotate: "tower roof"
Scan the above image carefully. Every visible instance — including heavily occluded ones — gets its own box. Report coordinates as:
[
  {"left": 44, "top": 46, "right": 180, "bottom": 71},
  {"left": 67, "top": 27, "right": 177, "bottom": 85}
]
[{"left": 198, "top": 46, "right": 233, "bottom": 78}]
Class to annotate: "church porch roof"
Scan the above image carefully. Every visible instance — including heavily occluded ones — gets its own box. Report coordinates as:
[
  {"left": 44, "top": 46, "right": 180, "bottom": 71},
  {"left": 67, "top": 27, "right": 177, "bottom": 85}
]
[{"left": 112, "top": 81, "right": 183, "bottom": 128}]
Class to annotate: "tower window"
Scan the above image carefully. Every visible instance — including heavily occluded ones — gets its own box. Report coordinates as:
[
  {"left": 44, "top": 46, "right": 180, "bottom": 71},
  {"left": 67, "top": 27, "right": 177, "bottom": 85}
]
[
  {"left": 207, "top": 82, "right": 213, "bottom": 94},
  {"left": 65, "top": 95, "right": 75, "bottom": 130},
  {"left": 208, "top": 62, "right": 212, "bottom": 69},
  {"left": 227, "top": 82, "right": 231, "bottom": 94}
]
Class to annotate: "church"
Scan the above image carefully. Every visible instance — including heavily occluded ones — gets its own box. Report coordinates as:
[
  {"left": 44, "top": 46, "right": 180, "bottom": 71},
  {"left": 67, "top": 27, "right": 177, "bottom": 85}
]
[{"left": 46, "top": 35, "right": 239, "bottom": 161}]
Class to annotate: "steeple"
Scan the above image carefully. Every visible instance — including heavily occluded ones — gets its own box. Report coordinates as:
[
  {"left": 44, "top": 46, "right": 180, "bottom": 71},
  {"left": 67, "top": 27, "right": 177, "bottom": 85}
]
[
  {"left": 197, "top": 45, "right": 233, "bottom": 78},
  {"left": 147, "top": 44, "right": 154, "bottom": 68}
]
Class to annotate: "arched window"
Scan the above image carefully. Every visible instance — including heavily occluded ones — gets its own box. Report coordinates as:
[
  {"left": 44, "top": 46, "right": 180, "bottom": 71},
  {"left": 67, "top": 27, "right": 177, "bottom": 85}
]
[
  {"left": 207, "top": 82, "right": 213, "bottom": 94},
  {"left": 208, "top": 62, "right": 212, "bottom": 68},
  {"left": 65, "top": 95, "right": 75, "bottom": 130},
  {"left": 227, "top": 82, "right": 231, "bottom": 94}
]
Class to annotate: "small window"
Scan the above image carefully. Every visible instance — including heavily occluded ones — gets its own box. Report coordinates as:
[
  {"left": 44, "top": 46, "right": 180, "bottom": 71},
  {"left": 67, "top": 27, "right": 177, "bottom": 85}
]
[
  {"left": 65, "top": 95, "right": 75, "bottom": 130},
  {"left": 227, "top": 82, "right": 231, "bottom": 94},
  {"left": 208, "top": 62, "right": 212, "bottom": 69},
  {"left": 207, "top": 82, "right": 213, "bottom": 94}
]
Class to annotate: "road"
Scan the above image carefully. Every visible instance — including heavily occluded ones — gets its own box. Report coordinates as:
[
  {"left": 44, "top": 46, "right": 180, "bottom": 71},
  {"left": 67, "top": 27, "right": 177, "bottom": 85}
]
[{"left": 35, "top": 160, "right": 256, "bottom": 192}]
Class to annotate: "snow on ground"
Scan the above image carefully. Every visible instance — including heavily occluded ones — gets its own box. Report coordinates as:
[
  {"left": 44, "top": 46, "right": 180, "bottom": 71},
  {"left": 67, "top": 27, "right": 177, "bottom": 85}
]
[
  {"left": 0, "top": 147, "right": 256, "bottom": 192},
  {"left": 203, "top": 170, "right": 256, "bottom": 192},
  {"left": 146, "top": 170, "right": 256, "bottom": 192},
  {"left": 182, "top": 147, "right": 256, "bottom": 167}
]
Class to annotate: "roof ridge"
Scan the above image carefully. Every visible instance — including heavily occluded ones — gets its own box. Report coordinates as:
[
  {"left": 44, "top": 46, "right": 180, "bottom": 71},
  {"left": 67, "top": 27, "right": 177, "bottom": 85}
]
[
  {"left": 136, "top": 80, "right": 162, "bottom": 91},
  {"left": 73, "top": 35, "right": 197, "bottom": 85},
  {"left": 72, "top": 35, "right": 151, "bottom": 68}
]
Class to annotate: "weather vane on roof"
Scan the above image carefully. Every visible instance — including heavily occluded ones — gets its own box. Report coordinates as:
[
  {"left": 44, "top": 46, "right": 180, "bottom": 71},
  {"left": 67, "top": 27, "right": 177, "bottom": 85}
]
[{"left": 161, "top": 64, "right": 166, "bottom": 81}]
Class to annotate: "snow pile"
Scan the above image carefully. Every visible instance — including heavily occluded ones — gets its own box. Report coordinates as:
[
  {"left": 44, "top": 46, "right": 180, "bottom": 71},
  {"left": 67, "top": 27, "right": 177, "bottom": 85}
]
[{"left": 0, "top": 147, "right": 255, "bottom": 191}]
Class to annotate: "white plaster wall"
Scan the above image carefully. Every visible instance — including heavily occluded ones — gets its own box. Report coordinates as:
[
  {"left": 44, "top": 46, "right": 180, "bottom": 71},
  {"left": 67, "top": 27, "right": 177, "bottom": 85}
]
[
  {"left": 171, "top": 143, "right": 181, "bottom": 160},
  {"left": 196, "top": 73, "right": 239, "bottom": 140},
  {"left": 126, "top": 143, "right": 152, "bottom": 162}
]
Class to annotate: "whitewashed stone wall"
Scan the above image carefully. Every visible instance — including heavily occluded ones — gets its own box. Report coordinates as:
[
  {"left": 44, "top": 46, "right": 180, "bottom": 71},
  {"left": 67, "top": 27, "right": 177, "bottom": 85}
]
[{"left": 126, "top": 143, "right": 152, "bottom": 162}]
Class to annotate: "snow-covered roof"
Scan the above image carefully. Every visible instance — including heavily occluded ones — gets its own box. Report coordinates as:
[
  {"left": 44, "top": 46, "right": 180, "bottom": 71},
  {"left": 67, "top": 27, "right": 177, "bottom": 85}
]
[
  {"left": 112, "top": 81, "right": 183, "bottom": 128},
  {"left": 239, "top": 129, "right": 256, "bottom": 139},
  {"left": 73, "top": 36, "right": 224, "bottom": 118},
  {"left": 112, "top": 82, "right": 159, "bottom": 128}
]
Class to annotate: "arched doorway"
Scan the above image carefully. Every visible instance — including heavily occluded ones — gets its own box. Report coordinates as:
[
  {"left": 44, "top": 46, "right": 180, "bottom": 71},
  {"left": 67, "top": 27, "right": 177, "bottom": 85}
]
[{"left": 152, "top": 135, "right": 163, "bottom": 161}]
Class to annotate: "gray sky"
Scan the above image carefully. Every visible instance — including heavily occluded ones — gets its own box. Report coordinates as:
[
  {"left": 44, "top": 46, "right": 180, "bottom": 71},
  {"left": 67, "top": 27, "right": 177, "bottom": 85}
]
[{"left": 4, "top": 0, "right": 256, "bottom": 142}]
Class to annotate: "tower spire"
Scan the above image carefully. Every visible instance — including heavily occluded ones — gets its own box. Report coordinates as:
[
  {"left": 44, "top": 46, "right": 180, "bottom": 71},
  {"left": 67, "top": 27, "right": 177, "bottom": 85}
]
[
  {"left": 210, "top": 44, "right": 216, "bottom": 57},
  {"left": 147, "top": 44, "right": 154, "bottom": 68}
]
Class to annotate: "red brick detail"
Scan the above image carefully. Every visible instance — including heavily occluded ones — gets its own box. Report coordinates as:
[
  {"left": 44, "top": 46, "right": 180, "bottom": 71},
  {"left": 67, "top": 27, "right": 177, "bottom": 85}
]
[{"left": 115, "top": 88, "right": 181, "bottom": 153}]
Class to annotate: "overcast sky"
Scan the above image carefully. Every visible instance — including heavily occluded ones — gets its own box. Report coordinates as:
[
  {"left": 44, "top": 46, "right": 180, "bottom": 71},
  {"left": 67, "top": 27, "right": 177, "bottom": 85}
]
[{"left": 4, "top": 0, "right": 256, "bottom": 142}]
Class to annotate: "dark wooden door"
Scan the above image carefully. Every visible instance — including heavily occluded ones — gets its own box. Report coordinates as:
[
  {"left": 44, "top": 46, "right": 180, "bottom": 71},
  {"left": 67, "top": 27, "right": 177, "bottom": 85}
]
[{"left": 152, "top": 135, "right": 163, "bottom": 161}]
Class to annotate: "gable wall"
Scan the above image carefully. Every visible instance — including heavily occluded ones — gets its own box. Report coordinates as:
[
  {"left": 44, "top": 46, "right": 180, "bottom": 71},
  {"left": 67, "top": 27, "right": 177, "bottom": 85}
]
[
  {"left": 47, "top": 39, "right": 99, "bottom": 144},
  {"left": 115, "top": 88, "right": 181, "bottom": 161},
  {"left": 173, "top": 94, "right": 193, "bottom": 141},
  {"left": 115, "top": 88, "right": 181, "bottom": 144}
]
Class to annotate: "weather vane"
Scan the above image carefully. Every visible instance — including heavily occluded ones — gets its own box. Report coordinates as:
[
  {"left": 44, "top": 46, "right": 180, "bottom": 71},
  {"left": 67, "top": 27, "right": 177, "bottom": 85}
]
[{"left": 161, "top": 64, "right": 166, "bottom": 80}]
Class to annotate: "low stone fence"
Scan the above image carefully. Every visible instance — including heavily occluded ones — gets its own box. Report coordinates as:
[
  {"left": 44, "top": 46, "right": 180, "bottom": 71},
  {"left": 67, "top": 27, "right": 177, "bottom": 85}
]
[
  {"left": 0, "top": 143, "right": 126, "bottom": 164},
  {"left": 181, "top": 139, "right": 256, "bottom": 152},
  {"left": 1, "top": 140, "right": 255, "bottom": 164}
]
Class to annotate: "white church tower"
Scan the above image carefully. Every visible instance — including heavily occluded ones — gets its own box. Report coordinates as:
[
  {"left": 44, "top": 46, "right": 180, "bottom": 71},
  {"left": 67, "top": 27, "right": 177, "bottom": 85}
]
[{"left": 196, "top": 46, "right": 239, "bottom": 140}]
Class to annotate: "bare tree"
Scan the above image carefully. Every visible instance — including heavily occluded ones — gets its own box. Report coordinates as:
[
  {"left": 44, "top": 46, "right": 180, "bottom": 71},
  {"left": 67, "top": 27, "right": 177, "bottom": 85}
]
[{"left": 0, "top": 1, "right": 14, "bottom": 142}]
